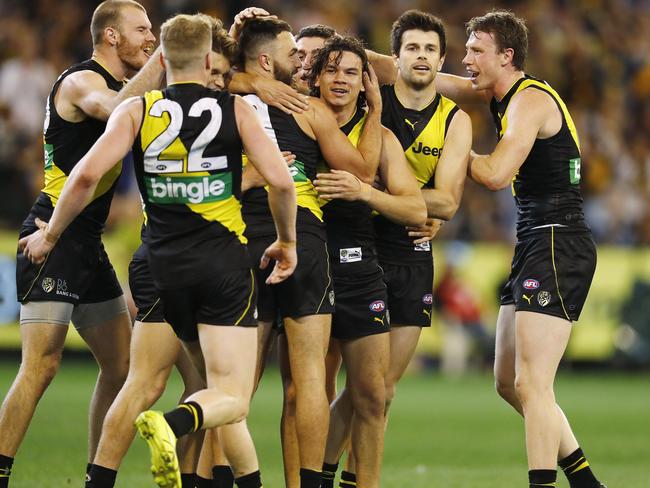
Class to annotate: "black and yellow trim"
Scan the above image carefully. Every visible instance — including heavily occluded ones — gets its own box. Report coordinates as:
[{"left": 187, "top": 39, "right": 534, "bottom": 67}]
[
  {"left": 550, "top": 227, "right": 571, "bottom": 321},
  {"left": 234, "top": 269, "right": 255, "bottom": 326}
]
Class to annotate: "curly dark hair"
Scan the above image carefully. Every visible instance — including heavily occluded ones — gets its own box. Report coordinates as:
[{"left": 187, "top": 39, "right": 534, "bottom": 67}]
[{"left": 307, "top": 35, "right": 369, "bottom": 108}]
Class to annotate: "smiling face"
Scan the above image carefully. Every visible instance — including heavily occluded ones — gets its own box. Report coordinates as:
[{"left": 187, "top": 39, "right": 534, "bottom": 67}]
[
  {"left": 270, "top": 30, "right": 302, "bottom": 86},
  {"left": 316, "top": 50, "right": 363, "bottom": 109},
  {"left": 295, "top": 35, "right": 327, "bottom": 94},
  {"left": 462, "top": 30, "right": 507, "bottom": 91},
  {"left": 115, "top": 6, "right": 156, "bottom": 73},
  {"left": 394, "top": 29, "right": 444, "bottom": 90}
]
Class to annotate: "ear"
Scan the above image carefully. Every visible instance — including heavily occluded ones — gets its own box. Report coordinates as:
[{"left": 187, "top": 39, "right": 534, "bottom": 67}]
[
  {"left": 392, "top": 54, "right": 399, "bottom": 68},
  {"left": 502, "top": 47, "right": 514, "bottom": 67},
  {"left": 205, "top": 52, "right": 212, "bottom": 71},
  {"left": 259, "top": 53, "right": 272, "bottom": 73},
  {"left": 437, "top": 54, "right": 445, "bottom": 72},
  {"left": 105, "top": 27, "right": 119, "bottom": 47},
  {"left": 159, "top": 51, "right": 166, "bottom": 70}
]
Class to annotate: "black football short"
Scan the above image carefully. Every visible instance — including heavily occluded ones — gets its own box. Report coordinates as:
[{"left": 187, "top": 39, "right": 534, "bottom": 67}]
[
  {"left": 331, "top": 270, "right": 390, "bottom": 340},
  {"left": 128, "top": 245, "right": 165, "bottom": 323},
  {"left": 247, "top": 233, "right": 335, "bottom": 322},
  {"left": 17, "top": 213, "right": 122, "bottom": 305},
  {"left": 159, "top": 267, "right": 257, "bottom": 342},
  {"left": 500, "top": 228, "right": 597, "bottom": 322},
  {"left": 380, "top": 261, "right": 433, "bottom": 327}
]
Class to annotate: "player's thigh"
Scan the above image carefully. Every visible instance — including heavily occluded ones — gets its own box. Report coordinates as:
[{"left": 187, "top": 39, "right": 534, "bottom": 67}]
[
  {"left": 77, "top": 303, "right": 131, "bottom": 373},
  {"left": 494, "top": 304, "right": 516, "bottom": 385},
  {"left": 341, "top": 333, "right": 389, "bottom": 397},
  {"left": 386, "top": 325, "right": 422, "bottom": 386},
  {"left": 283, "top": 314, "right": 332, "bottom": 382},
  {"left": 198, "top": 324, "right": 258, "bottom": 398},
  {"left": 514, "top": 311, "right": 572, "bottom": 386},
  {"left": 18, "top": 310, "right": 70, "bottom": 368},
  {"left": 126, "top": 321, "right": 182, "bottom": 381}
]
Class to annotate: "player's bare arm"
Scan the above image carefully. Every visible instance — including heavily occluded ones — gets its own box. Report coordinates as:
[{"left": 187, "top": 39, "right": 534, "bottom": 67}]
[
  {"left": 19, "top": 97, "right": 143, "bottom": 264},
  {"left": 421, "top": 109, "right": 471, "bottom": 220},
  {"left": 242, "top": 151, "right": 296, "bottom": 192},
  {"left": 469, "top": 88, "right": 557, "bottom": 190},
  {"left": 59, "top": 49, "right": 163, "bottom": 122},
  {"left": 314, "top": 129, "right": 426, "bottom": 226},
  {"left": 305, "top": 70, "right": 382, "bottom": 184},
  {"left": 434, "top": 72, "right": 491, "bottom": 105},
  {"left": 365, "top": 49, "right": 397, "bottom": 85},
  {"left": 229, "top": 71, "right": 309, "bottom": 114}
]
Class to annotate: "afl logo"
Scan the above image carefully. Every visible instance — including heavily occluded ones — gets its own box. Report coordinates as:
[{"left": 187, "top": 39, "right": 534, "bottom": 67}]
[
  {"left": 201, "top": 162, "right": 211, "bottom": 169},
  {"left": 369, "top": 300, "right": 385, "bottom": 312},
  {"left": 422, "top": 294, "right": 433, "bottom": 305},
  {"left": 156, "top": 164, "right": 167, "bottom": 171},
  {"left": 523, "top": 279, "right": 540, "bottom": 290}
]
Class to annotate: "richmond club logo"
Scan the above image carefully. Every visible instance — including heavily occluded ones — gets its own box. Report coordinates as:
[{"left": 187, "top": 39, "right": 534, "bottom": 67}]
[
  {"left": 41, "top": 277, "right": 55, "bottom": 293},
  {"left": 523, "top": 279, "right": 540, "bottom": 290}
]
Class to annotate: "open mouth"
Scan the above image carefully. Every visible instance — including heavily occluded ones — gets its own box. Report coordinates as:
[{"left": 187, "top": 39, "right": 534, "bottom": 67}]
[
  {"left": 143, "top": 45, "right": 154, "bottom": 57},
  {"left": 412, "top": 64, "right": 431, "bottom": 72},
  {"left": 330, "top": 88, "right": 348, "bottom": 95},
  {"left": 467, "top": 69, "right": 478, "bottom": 81}
]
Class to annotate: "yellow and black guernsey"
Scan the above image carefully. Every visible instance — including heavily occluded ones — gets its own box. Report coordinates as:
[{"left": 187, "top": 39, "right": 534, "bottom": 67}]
[
  {"left": 375, "top": 84, "right": 458, "bottom": 264},
  {"left": 132, "top": 83, "right": 249, "bottom": 290},
  {"left": 322, "top": 107, "right": 379, "bottom": 279},
  {"left": 39, "top": 59, "right": 124, "bottom": 240},
  {"left": 491, "top": 75, "right": 589, "bottom": 237},
  {"left": 240, "top": 94, "right": 325, "bottom": 241}
]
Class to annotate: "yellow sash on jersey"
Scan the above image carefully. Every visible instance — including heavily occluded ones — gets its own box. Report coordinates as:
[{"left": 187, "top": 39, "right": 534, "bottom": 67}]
[{"left": 141, "top": 90, "right": 246, "bottom": 243}]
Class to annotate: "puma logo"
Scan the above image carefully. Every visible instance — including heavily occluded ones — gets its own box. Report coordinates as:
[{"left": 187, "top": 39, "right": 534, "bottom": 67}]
[
  {"left": 423, "top": 309, "right": 431, "bottom": 318},
  {"left": 522, "top": 294, "right": 532, "bottom": 305},
  {"left": 404, "top": 118, "right": 417, "bottom": 130},
  {"left": 373, "top": 316, "right": 385, "bottom": 326}
]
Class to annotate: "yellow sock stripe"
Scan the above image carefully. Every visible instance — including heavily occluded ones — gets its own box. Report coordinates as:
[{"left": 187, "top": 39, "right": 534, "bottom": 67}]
[
  {"left": 532, "top": 483, "right": 556, "bottom": 487},
  {"left": 178, "top": 404, "right": 199, "bottom": 432},
  {"left": 235, "top": 270, "right": 255, "bottom": 326},
  {"left": 563, "top": 456, "right": 586, "bottom": 471},
  {"left": 551, "top": 227, "right": 570, "bottom": 320},
  {"left": 569, "top": 460, "right": 590, "bottom": 474}
]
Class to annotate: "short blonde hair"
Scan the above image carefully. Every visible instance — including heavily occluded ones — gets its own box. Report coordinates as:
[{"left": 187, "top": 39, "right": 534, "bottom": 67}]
[
  {"left": 196, "top": 14, "right": 239, "bottom": 65},
  {"left": 161, "top": 14, "right": 212, "bottom": 71},
  {"left": 90, "top": 0, "right": 146, "bottom": 47}
]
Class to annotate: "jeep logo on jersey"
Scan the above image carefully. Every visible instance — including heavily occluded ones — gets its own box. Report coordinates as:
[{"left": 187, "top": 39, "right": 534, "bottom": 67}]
[
  {"left": 423, "top": 294, "right": 433, "bottom": 305},
  {"left": 146, "top": 174, "right": 232, "bottom": 204},
  {"left": 288, "top": 161, "right": 308, "bottom": 182},
  {"left": 369, "top": 300, "right": 385, "bottom": 312},
  {"left": 523, "top": 279, "right": 540, "bottom": 290},
  {"left": 412, "top": 142, "right": 442, "bottom": 157}
]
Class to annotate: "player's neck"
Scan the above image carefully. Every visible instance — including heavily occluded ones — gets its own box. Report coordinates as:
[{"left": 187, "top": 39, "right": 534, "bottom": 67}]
[
  {"left": 493, "top": 70, "right": 525, "bottom": 101},
  {"left": 91, "top": 49, "right": 127, "bottom": 82},
  {"left": 328, "top": 101, "right": 357, "bottom": 127},
  {"left": 245, "top": 64, "right": 274, "bottom": 82},
  {"left": 394, "top": 76, "right": 437, "bottom": 111},
  {"left": 167, "top": 69, "right": 207, "bottom": 87}
]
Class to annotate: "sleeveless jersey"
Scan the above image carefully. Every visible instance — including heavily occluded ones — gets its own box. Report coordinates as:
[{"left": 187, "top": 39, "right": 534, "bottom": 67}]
[
  {"left": 132, "top": 83, "right": 248, "bottom": 289},
  {"left": 375, "top": 85, "right": 458, "bottom": 264},
  {"left": 322, "top": 107, "right": 378, "bottom": 279},
  {"left": 38, "top": 58, "right": 124, "bottom": 240},
  {"left": 240, "top": 94, "right": 325, "bottom": 241},
  {"left": 490, "top": 75, "right": 588, "bottom": 236}
]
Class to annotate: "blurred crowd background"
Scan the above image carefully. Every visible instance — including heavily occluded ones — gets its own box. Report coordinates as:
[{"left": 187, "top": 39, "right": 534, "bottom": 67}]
[{"left": 1, "top": 0, "right": 649, "bottom": 244}]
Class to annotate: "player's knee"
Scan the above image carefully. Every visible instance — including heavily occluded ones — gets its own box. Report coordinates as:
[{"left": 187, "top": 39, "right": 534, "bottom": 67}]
[
  {"left": 384, "top": 381, "right": 397, "bottom": 406},
  {"left": 230, "top": 396, "right": 250, "bottom": 423},
  {"left": 351, "top": 382, "right": 386, "bottom": 419},
  {"left": 495, "top": 377, "right": 516, "bottom": 403},
  {"left": 20, "top": 351, "right": 62, "bottom": 389},
  {"left": 283, "top": 381, "right": 297, "bottom": 414},
  {"left": 513, "top": 372, "right": 549, "bottom": 405}
]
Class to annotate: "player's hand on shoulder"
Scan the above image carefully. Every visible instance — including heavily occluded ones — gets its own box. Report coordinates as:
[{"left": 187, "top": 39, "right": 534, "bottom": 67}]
[
  {"left": 260, "top": 240, "right": 298, "bottom": 284},
  {"left": 314, "top": 169, "right": 371, "bottom": 202},
  {"left": 252, "top": 76, "right": 309, "bottom": 114},
  {"left": 18, "top": 218, "right": 57, "bottom": 265}
]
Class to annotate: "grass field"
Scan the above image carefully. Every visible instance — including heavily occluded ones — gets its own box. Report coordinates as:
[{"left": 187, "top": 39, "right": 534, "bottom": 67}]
[{"left": 0, "top": 359, "right": 648, "bottom": 487}]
